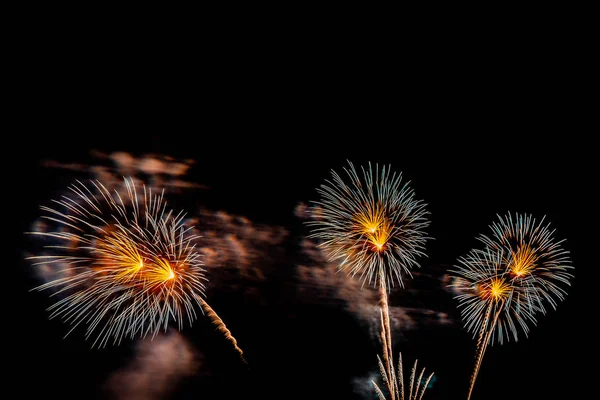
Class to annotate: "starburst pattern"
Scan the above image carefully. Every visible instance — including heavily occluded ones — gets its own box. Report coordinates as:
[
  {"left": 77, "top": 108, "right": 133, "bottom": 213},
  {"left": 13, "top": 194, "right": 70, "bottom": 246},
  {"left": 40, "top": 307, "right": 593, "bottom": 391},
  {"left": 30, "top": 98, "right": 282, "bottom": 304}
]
[
  {"left": 308, "top": 161, "right": 430, "bottom": 291},
  {"left": 452, "top": 248, "right": 540, "bottom": 346},
  {"left": 479, "top": 212, "right": 573, "bottom": 313},
  {"left": 450, "top": 212, "right": 573, "bottom": 400},
  {"left": 26, "top": 177, "right": 244, "bottom": 359}
]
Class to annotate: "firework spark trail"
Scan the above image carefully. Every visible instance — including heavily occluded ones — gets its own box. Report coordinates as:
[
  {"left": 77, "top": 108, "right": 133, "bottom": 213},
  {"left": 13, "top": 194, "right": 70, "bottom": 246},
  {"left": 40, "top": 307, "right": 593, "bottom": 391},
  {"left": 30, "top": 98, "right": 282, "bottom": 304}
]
[
  {"left": 398, "top": 352, "right": 404, "bottom": 400},
  {"left": 379, "top": 272, "right": 396, "bottom": 395},
  {"left": 416, "top": 361, "right": 434, "bottom": 400},
  {"left": 467, "top": 300, "right": 504, "bottom": 400},
  {"left": 379, "top": 309, "right": 392, "bottom": 392},
  {"left": 408, "top": 359, "right": 416, "bottom": 400},
  {"left": 373, "top": 349, "right": 434, "bottom": 400},
  {"left": 26, "top": 177, "right": 243, "bottom": 356},
  {"left": 467, "top": 300, "right": 493, "bottom": 400},
  {"left": 198, "top": 297, "right": 246, "bottom": 363}
]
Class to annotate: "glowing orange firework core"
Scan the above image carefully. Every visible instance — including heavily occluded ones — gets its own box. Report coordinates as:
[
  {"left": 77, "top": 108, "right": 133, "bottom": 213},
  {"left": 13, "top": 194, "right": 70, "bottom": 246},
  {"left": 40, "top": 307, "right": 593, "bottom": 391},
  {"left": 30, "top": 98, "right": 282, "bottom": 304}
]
[
  {"left": 95, "top": 229, "right": 179, "bottom": 290},
  {"left": 355, "top": 203, "right": 386, "bottom": 234},
  {"left": 480, "top": 277, "right": 511, "bottom": 302},
  {"left": 148, "top": 257, "right": 176, "bottom": 283},
  {"left": 95, "top": 231, "right": 145, "bottom": 282},
  {"left": 368, "top": 223, "right": 391, "bottom": 252},
  {"left": 508, "top": 244, "right": 537, "bottom": 278},
  {"left": 354, "top": 204, "right": 391, "bottom": 252}
]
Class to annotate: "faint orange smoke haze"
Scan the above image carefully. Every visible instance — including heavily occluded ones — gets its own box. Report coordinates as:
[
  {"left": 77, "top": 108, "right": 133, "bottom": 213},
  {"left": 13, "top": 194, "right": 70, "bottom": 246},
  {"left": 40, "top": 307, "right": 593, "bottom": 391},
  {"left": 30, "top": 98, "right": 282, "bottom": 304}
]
[{"left": 105, "top": 331, "right": 201, "bottom": 400}]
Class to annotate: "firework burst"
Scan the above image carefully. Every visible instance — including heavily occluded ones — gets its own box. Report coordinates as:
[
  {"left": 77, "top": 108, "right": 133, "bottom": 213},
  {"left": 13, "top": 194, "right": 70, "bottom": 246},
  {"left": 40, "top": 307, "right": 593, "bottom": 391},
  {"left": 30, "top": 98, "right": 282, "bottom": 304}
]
[
  {"left": 450, "top": 212, "right": 573, "bottom": 400},
  {"left": 26, "top": 177, "right": 244, "bottom": 359},
  {"left": 307, "top": 161, "right": 431, "bottom": 291},
  {"left": 479, "top": 212, "right": 574, "bottom": 313}
]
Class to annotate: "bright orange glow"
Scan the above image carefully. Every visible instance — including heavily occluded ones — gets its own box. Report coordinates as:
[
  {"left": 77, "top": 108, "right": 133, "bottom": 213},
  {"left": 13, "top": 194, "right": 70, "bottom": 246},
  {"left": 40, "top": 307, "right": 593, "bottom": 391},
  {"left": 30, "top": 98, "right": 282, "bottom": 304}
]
[
  {"left": 149, "top": 257, "right": 176, "bottom": 282},
  {"left": 367, "top": 220, "right": 391, "bottom": 252},
  {"left": 353, "top": 203, "right": 391, "bottom": 252},
  {"left": 354, "top": 203, "right": 386, "bottom": 235},
  {"left": 508, "top": 244, "right": 537, "bottom": 278},
  {"left": 480, "top": 277, "right": 511, "bottom": 302},
  {"left": 97, "top": 232, "right": 144, "bottom": 281}
]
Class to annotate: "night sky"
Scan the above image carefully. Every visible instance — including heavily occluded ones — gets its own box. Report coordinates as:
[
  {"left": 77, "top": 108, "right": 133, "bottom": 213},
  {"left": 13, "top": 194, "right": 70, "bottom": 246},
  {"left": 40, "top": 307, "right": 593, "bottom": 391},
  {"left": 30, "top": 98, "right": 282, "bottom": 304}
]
[{"left": 13, "top": 58, "right": 591, "bottom": 400}]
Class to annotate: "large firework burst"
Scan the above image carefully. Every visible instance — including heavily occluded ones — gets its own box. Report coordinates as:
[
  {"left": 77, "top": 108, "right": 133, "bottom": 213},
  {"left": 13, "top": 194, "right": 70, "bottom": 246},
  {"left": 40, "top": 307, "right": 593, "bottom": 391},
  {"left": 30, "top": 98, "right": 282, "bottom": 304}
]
[
  {"left": 307, "top": 161, "right": 431, "bottom": 291},
  {"left": 450, "top": 212, "right": 573, "bottom": 400},
  {"left": 27, "top": 177, "right": 244, "bottom": 359}
]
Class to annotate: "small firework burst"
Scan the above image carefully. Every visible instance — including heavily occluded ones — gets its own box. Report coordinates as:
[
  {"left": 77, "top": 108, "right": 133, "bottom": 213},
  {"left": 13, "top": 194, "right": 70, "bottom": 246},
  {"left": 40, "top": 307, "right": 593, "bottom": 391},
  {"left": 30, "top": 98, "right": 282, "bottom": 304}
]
[
  {"left": 307, "top": 161, "right": 431, "bottom": 290},
  {"left": 26, "top": 177, "right": 244, "bottom": 359}
]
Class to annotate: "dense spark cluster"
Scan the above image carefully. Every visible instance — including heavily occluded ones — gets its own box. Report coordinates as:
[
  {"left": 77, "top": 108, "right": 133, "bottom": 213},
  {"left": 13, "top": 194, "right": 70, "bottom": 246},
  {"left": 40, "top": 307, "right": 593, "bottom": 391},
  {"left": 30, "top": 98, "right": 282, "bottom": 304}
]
[
  {"left": 452, "top": 247, "right": 540, "bottom": 346},
  {"left": 451, "top": 212, "right": 573, "bottom": 345},
  {"left": 27, "top": 177, "right": 207, "bottom": 348},
  {"left": 479, "top": 212, "right": 574, "bottom": 314},
  {"left": 450, "top": 212, "right": 574, "bottom": 399},
  {"left": 308, "top": 161, "right": 431, "bottom": 290}
]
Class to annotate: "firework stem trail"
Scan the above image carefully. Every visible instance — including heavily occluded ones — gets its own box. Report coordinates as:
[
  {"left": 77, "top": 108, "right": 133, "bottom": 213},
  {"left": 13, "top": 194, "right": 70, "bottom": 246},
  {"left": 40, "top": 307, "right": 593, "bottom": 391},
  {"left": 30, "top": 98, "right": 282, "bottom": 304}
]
[
  {"left": 379, "top": 270, "right": 397, "bottom": 399},
  {"left": 467, "top": 300, "right": 504, "bottom": 400},
  {"left": 418, "top": 371, "right": 434, "bottom": 400},
  {"left": 398, "top": 352, "right": 404, "bottom": 400},
  {"left": 467, "top": 301, "right": 493, "bottom": 400},
  {"left": 199, "top": 297, "right": 246, "bottom": 364},
  {"left": 408, "top": 360, "right": 416, "bottom": 400}
]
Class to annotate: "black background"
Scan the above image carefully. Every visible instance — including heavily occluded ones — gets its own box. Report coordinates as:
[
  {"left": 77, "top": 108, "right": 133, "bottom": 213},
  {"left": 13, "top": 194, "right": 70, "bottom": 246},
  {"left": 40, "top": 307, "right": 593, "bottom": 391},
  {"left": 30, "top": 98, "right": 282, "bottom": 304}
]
[{"left": 11, "top": 28, "right": 593, "bottom": 400}]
